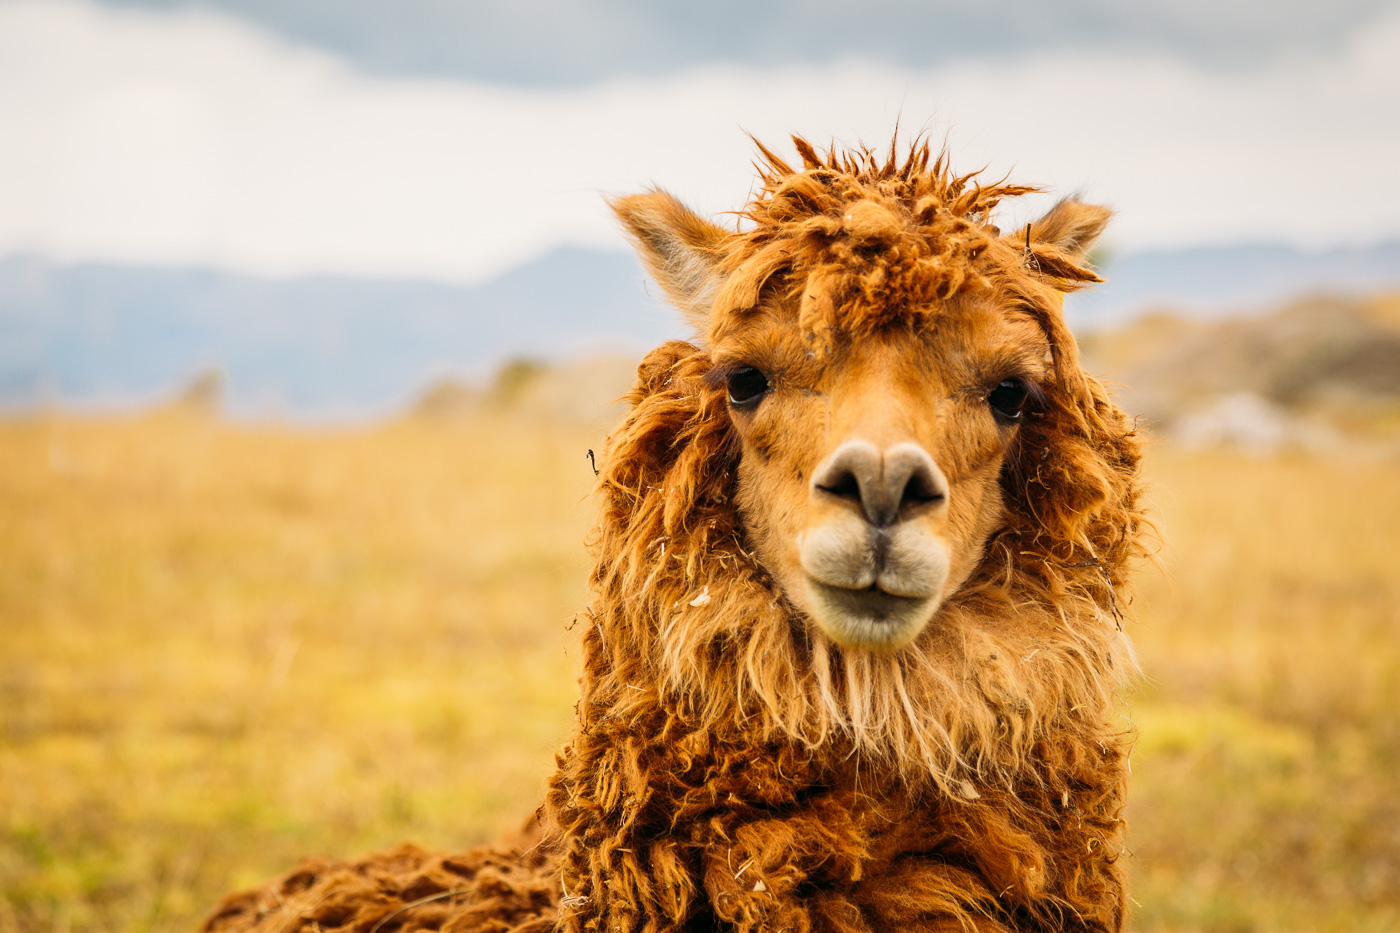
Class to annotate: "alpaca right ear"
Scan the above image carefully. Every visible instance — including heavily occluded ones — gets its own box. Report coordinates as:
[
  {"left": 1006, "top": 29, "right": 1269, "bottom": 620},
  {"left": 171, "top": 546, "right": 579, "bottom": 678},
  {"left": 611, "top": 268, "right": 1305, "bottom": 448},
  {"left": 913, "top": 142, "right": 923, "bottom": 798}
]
[{"left": 612, "top": 191, "right": 728, "bottom": 336}]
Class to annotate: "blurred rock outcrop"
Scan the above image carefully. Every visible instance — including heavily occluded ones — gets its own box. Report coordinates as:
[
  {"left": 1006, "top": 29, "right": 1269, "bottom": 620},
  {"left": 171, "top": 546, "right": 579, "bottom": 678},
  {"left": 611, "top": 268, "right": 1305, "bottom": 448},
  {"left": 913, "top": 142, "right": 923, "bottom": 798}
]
[
  {"left": 168, "top": 367, "right": 227, "bottom": 416},
  {"left": 1079, "top": 292, "right": 1400, "bottom": 452}
]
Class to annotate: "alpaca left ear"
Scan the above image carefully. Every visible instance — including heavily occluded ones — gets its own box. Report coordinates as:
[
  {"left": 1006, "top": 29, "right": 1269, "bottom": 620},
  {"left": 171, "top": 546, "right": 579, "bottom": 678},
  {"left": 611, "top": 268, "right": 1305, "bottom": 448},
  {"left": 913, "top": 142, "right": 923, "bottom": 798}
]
[
  {"left": 1026, "top": 199, "right": 1111, "bottom": 261},
  {"left": 613, "top": 190, "right": 729, "bottom": 337},
  {"left": 1008, "top": 199, "right": 1111, "bottom": 290}
]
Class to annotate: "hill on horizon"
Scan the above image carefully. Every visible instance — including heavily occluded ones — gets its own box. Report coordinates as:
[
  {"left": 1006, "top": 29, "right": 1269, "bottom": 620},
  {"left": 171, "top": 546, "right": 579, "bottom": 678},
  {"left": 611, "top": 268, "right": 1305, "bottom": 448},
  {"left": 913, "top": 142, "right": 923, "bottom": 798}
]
[{"left": 2, "top": 238, "right": 1397, "bottom": 421}]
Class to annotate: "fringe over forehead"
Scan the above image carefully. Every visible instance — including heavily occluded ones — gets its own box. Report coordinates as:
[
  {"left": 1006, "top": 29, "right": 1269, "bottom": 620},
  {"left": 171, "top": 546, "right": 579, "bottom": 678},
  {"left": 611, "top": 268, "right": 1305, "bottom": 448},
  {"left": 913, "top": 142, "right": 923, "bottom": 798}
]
[{"left": 714, "top": 136, "right": 1101, "bottom": 342}]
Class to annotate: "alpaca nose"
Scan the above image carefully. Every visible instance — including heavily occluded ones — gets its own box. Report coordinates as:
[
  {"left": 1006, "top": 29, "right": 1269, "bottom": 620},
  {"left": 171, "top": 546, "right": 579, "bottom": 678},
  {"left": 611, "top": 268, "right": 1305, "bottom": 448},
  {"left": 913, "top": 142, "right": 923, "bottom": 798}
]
[{"left": 811, "top": 440, "right": 948, "bottom": 527}]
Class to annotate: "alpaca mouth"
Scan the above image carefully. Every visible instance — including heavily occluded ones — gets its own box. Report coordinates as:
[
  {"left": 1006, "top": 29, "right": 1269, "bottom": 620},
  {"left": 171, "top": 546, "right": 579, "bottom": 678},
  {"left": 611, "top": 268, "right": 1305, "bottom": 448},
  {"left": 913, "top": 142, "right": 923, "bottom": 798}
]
[
  {"left": 796, "top": 520, "right": 949, "bottom": 649},
  {"left": 804, "top": 580, "right": 938, "bottom": 651}
]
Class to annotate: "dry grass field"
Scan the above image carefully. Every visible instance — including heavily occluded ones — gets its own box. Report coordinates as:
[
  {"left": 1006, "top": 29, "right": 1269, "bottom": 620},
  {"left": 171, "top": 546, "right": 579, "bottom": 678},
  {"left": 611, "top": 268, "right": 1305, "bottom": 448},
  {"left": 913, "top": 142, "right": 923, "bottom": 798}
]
[{"left": 2, "top": 409, "right": 1397, "bottom": 932}]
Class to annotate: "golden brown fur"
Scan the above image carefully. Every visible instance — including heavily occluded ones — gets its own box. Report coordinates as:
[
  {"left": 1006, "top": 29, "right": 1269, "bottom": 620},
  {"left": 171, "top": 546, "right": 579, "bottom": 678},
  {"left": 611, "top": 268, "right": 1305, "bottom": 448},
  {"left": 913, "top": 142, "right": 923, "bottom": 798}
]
[{"left": 202, "top": 137, "right": 1146, "bottom": 933}]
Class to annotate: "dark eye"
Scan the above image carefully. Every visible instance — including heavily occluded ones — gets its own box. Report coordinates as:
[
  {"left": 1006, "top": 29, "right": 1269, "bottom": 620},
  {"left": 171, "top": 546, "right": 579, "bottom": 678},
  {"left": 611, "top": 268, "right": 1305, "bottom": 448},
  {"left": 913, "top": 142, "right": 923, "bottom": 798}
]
[
  {"left": 726, "top": 366, "right": 770, "bottom": 407},
  {"left": 987, "top": 378, "right": 1029, "bottom": 422}
]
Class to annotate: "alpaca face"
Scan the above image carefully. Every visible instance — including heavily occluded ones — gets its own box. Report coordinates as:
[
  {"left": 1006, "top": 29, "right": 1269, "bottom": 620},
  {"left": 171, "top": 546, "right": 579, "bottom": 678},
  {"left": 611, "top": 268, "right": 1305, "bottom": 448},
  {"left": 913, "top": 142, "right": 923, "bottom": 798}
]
[
  {"left": 613, "top": 150, "right": 1110, "bottom": 654},
  {"left": 713, "top": 297, "right": 1050, "bottom": 650}
]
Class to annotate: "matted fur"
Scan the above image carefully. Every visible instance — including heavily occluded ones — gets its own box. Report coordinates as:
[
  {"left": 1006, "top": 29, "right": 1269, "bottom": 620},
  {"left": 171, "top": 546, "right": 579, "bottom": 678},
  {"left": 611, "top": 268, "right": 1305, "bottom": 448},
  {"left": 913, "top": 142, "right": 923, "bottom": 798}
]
[
  {"left": 202, "top": 825, "right": 557, "bottom": 933},
  {"left": 202, "top": 137, "right": 1146, "bottom": 933}
]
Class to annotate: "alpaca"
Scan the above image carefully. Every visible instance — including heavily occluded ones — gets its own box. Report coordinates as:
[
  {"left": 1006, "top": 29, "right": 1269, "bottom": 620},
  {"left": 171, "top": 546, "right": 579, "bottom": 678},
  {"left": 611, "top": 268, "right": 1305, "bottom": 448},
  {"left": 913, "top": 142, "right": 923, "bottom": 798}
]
[{"left": 204, "top": 137, "right": 1145, "bottom": 933}]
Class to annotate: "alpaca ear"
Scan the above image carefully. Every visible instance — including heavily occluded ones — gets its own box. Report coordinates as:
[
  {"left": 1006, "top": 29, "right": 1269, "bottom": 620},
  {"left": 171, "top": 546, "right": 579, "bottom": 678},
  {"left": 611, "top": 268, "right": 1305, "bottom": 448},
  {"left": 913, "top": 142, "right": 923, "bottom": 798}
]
[
  {"left": 1026, "top": 199, "right": 1112, "bottom": 262},
  {"left": 1011, "top": 199, "right": 1112, "bottom": 288},
  {"left": 613, "top": 191, "right": 728, "bottom": 335}
]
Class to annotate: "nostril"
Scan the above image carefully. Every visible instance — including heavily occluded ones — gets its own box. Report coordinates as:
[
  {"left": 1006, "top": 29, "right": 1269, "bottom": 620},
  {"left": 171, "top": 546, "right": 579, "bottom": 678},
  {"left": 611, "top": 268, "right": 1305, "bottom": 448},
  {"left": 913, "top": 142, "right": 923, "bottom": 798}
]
[
  {"left": 901, "top": 468, "right": 945, "bottom": 507},
  {"left": 811, "top": 441, "right": 881, "bottom": 518},
  {"left": 885, "top": 443, "right": 948, "bottom": 521},
  {"left": 817, "top": 470, "right": 862, "bottom": 503}
]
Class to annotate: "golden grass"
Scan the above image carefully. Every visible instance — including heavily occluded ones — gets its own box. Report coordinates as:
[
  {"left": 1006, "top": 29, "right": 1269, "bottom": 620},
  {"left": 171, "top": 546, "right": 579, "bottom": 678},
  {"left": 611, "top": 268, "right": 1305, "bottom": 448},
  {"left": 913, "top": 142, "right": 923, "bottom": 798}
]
[
  {"left": 1, "top": 413, "right": 1397, "bottom": 932},
  {"left": 1, "top": 412, "right": 597, "bottom": 933},
  {"left": 1127, "top": 450, "right": 1400, "bottom": 932}
]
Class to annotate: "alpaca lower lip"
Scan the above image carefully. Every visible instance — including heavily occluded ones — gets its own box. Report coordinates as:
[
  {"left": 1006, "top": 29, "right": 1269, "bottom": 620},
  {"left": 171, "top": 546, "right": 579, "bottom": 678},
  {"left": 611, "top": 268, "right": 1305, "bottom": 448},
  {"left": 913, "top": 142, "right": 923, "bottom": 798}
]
[{"left": 816, "top": 583, "right": 924, "bottom": 619}]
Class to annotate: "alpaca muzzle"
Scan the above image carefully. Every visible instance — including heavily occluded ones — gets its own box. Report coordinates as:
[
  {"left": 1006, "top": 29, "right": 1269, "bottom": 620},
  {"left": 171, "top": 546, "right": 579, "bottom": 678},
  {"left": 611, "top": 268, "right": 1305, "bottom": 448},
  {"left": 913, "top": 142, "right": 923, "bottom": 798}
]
[{"left": 798, "top": 440, "right": 952, "bottom": 649}]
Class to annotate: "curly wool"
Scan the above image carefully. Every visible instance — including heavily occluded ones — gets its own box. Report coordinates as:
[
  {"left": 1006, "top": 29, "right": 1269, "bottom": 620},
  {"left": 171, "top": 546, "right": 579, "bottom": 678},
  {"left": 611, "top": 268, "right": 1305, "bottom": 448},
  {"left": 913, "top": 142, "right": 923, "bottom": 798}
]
[
  {"left": 201, "top": 137, "right": 1147, "bottom": 933},
  {"left": 202, "top": 825, "right": 557, "bottom": 933}
]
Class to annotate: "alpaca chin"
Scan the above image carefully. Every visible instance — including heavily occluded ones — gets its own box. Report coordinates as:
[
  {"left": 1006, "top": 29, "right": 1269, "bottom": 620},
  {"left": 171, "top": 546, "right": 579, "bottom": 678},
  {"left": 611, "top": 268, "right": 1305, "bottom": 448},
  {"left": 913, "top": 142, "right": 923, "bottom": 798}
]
[{"left": 802, "top": 579, "right": 943, "bottom": 651}]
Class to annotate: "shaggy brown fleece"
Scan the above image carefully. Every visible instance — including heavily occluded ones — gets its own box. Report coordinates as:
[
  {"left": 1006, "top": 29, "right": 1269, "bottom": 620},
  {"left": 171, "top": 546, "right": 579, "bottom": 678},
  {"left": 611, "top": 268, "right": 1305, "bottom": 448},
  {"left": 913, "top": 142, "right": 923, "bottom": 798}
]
[
  {"left": 202, "top": 823, "right": 556, "bottom": 933},
  {"left": 202, "top": 137, "right": 1146, "bottom": 933}
]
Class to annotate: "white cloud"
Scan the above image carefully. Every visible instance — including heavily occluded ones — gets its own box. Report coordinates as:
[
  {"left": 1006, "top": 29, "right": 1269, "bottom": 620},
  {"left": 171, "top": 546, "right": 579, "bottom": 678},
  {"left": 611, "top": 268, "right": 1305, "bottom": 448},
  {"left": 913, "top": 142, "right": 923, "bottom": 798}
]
[{"left": 0, "top": 0, "right": 1397, "bottom": 285}]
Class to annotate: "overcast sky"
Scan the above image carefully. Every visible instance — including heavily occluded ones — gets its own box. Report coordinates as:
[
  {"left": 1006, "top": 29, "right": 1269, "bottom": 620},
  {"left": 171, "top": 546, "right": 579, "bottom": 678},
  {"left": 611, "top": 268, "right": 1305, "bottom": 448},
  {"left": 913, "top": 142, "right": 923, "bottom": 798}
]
[
  {"left": 1, "top": 0, "right": 1398, "bottom": 285},
  {"left": 105, "top": 0, "right": 1398, "bottom": 85}
]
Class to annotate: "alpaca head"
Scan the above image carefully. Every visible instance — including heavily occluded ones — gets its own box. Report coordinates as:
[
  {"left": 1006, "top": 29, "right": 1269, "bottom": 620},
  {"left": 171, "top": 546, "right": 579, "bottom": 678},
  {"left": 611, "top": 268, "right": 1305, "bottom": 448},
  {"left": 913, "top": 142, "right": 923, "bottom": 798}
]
[{"left": 613, "top": 138, "right": 1119, "bottom": 655}]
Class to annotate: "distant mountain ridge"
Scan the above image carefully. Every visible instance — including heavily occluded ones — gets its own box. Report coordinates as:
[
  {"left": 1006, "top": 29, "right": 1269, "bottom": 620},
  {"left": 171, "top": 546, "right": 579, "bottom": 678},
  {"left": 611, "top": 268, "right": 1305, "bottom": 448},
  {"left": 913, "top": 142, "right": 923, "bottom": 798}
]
[
  {"left": 2, "top": 239, "right": 1397, "bottom": 420},
  {"left": 0, "top": 249, "right": 684, "bottom": 420}
]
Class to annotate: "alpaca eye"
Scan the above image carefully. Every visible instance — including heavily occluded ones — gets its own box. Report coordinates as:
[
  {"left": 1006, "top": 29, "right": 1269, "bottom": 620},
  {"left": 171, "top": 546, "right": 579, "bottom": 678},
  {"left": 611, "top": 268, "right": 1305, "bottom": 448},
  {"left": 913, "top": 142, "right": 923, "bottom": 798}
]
[
  {"left": 726, "top": 366, "right": 770, "bottom": 407},
  {"left": 987, "top": 379, "right": 1029, "bottom": 422}
]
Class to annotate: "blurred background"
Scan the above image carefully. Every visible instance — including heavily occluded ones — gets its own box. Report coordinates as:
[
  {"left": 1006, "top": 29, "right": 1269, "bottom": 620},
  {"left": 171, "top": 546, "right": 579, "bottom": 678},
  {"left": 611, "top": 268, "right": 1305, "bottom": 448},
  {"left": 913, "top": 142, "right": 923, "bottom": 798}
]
[{"left": 2, "top": 1, "right": 1398, "bottom": 931}]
